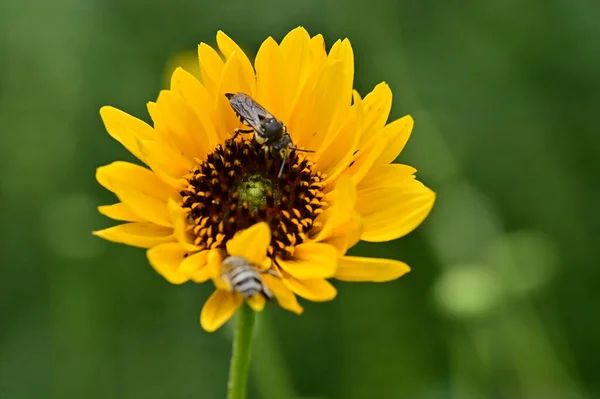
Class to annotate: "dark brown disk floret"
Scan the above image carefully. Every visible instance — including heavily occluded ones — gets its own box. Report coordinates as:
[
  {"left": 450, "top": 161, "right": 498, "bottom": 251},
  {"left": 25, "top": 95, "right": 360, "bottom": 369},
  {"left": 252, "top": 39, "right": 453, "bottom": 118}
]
[{"left": 179, "top": 139, "right": 326, "bottom": 258}]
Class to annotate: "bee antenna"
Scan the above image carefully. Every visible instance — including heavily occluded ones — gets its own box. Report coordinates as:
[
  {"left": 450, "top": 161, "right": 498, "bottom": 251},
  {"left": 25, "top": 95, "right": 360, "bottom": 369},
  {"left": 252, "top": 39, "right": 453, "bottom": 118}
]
[{"left": 293, "top": 147, "right": 315, "bottom": 153}]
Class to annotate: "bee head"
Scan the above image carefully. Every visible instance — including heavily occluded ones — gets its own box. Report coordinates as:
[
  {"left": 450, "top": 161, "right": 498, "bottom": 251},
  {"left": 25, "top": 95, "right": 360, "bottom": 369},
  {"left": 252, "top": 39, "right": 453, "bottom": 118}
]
[
  {"left": 273, "top": 134, "right": 293, "bottom": 158},
  {"left": 262, "top": 118, "right": 285, "bottom": 138}
]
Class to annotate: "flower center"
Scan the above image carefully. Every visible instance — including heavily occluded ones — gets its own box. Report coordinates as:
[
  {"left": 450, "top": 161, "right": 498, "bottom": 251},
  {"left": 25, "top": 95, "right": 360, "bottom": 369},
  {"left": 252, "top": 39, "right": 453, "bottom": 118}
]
[
  {"left": 234, "top": 173, "right": 279, "bottom": 213},
  {"left": 180, "top": 139, "right": 326, "bottom": 258}
]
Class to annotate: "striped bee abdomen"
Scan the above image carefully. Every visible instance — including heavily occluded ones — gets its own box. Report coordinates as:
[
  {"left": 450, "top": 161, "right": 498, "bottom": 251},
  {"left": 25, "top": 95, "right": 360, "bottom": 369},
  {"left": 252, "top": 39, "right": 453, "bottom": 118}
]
[
  {"left": 221, "top": 256, "right": 273, "bottom": 300},
  {"left": 230, "top": 266, "right": 264, "bottom": 298}
]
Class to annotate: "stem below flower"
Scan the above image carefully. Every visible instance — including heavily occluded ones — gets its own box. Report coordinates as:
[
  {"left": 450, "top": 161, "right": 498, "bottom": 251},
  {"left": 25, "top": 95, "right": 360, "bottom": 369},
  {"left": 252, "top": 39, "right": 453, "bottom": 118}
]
[{"left": 227, "top": 302, "right": 256, "bottom": 399}]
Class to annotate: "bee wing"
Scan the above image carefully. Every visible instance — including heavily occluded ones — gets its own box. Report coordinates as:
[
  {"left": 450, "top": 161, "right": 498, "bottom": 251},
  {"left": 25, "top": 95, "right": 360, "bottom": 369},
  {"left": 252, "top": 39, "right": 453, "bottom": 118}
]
[{"left": 225, "top": 92, "right": 273, "bottom": 133}]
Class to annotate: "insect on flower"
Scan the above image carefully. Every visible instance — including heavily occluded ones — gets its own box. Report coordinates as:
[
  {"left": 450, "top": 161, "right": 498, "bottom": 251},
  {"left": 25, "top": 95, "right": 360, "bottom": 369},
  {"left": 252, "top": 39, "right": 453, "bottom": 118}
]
[
  {"left": 225, "top": 92, "right": 314, "bottom": 178},
  {"left": 220, "top": 255, "right": 275, "bottom": 300}
]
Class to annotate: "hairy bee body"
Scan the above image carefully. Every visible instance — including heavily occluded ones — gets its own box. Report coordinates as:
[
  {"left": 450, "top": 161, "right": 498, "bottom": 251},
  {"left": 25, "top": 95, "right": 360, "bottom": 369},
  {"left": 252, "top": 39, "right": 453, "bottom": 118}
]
[
  {"left": 225, "top": 92, "right": 313, "bottom": 177},
  {"left": 220, "top": 256, "right": 273, "bottom": 300}
]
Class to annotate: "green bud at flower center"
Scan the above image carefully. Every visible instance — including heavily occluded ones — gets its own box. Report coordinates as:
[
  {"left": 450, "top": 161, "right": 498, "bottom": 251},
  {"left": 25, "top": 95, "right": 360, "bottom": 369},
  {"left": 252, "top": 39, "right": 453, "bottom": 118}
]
[{"left": 235, "top": 173, "right": 279, "bottom": 212}]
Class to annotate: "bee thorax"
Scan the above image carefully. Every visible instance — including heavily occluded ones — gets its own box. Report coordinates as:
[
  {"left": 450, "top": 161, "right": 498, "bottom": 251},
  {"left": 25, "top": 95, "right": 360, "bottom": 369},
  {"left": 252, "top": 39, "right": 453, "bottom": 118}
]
[{"left": 263, "top": 118, "right": 285, "bottom": 139}]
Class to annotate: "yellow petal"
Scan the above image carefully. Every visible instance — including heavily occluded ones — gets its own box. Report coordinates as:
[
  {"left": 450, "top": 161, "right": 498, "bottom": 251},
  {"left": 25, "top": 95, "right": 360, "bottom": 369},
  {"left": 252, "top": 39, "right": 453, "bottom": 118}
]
[
  {"left": 323, "top": 168, "right": 358, "bottom": 210},
  {"left": 309, "top": 34, "right": 327, "bottom": 66},
  {"left": 328, "top": 38, "right": 354, "bottom": 88},
  {"left": 154, "top": 90, "right": 208, "bottom": 159},
  {"left": 200, "top": 290, "right": 242, "bottom": 332},
  {"left": 377, "top": 115, "right": 414, "bottom": 166},
  {"left": 310, "top": 39, "right": 354, "bottom": 151},
  {"left": 282, "top": 276, "right": 337, "bottom": 302},
  {"left": 170, "top": 67, "right": 219, "bottom": 149},
  {"left": 216, "top": 31, "right": 256, "bottom": 96},
  {"left": 358, "top": 83, "right": 392, "bottom": 148},
  {"left": 261, "top": 273, "right": 303, "bottom": 314},
  {"left": 313, "top": 174, "right": 356, "bottom": 242},
  {"left": 167, "top": 199, "right": 202, "bottom": 252},
  {"left": 345, "top": 136, "right": 387, "bottom": 187},
  {"left": 146, "top": 242, "right": 191, "bottom": 284},
  {"left": 97, "top": 203, "right": 146, "bottom": 222},
  {"left": 279, "top": 27, "right": 312, "bottom": 108},
  {"left": 357, "top": 179, "right": 436, "bottom": 242},
  {"left": 96, "top": 162, "right": 177, "bottom": 227},
  {"left": 146, "top": 98, "right": 188, "bottom": 159},
  {"left": 138, "top": 139, "right": 189, "bottom": 189},
  {"left": 179, "top": 251, "right": 214, "bottom": 284},
  {"left": 198, "top": 42, "right": 224, "bottom": 97},
  {"left": 226, "top": 222, "right": 271, "bottom": 266},
  {"left": 93, "top": 223, "right": 173, "bottom": 248},
  {"left": 191, "top": 264, "right": 219, "bottom": 283},
  {"left": 254, "top": 37, "right": 287, "bottom": 121},
  {"left": 216, "top": 52, "right": 257, "bottom": 140},
  {"left": 357, "top": 163, "right": 416, "bottom": 192},
  {"left": 335, "top": 256, "right": 410, "bottom": 282},
  {"left": 286, "top": 74, "right": 319, "bottom": 147},
  {"left": 276, "top": 242, "right": 337, "bottom": 279},
  {"left": 246, "top": 295, "right": 266, "bottom": 312},
  {"left": 207, "top": 249, "right": 230, "bottom": 290},
  {"left": 208, "top": 248, "right": 225, "bottom": 268},
  {"left": 99, "top": 106, "right": 154, "bottom": 163},
  {"left": 321, "top": 212, "right": 363, "bottom": 255},
  {"left": 179, "top": 250, "right": 209, "bottom": 273},
  {"left": 285, "top": 33, "right": 327, "bottom": 144},
  {"left": 256, "top": 257, "right": 273, "bottom": 273},
  {"left": 309, "top": 57, "right": 352, "bottom": 152},
  {"left": 314, "top": 91, "right": 360, "bottom": 180},
  {"left": 146, "top": 100, "right": 161, "bottom": 127}
]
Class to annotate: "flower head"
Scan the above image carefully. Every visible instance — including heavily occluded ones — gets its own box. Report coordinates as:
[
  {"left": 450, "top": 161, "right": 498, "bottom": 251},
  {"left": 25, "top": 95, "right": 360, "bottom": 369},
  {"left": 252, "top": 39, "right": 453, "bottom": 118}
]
[{"left": 94, "top": 27, "right": 435, "bottom": 331}]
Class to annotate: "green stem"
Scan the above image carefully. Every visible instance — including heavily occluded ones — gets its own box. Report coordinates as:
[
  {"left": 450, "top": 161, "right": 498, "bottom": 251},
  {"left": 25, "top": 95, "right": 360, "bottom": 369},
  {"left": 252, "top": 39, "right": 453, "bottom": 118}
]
[{"left": 227, "top": 303, "right": 256, "bottom": 399}]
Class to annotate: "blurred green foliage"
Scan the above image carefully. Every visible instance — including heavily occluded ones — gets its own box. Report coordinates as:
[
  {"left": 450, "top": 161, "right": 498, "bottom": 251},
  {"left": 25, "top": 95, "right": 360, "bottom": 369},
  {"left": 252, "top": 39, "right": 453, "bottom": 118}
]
[{"left": 1, "top": 0, "right": 599, "bottom": 398}]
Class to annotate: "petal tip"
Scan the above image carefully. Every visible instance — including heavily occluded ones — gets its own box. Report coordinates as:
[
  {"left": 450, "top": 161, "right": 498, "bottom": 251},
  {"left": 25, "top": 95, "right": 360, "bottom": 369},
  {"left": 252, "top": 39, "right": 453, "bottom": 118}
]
[
  {"left": 200, "top": 318, "right": 219, "bottom": 333},
  {"left": 99, "top": 105, "right": 112, "bottom": 117},
  {"left": 291, "top": 304, "right": 304, "bottom": 315},
  {"left": 171, "top": 66, "right": 185, "bottom": 76},
  {"left": 400, "top": 114, "right": 415, "bottom": 130},
  {"left": 288, "top": 26, "right": 309, "bottom": 36}
]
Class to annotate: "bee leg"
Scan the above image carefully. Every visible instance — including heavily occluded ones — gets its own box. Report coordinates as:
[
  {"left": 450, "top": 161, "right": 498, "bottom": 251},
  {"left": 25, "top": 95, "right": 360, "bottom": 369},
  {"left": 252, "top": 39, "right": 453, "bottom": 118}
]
[
  {"left": 233, "top": 128, "right": 254, "bottom": 140},
  {"left": 277, "top": 161, "right": 286, "bottom": 178},
  {"left": 277, "top": 152, "right": 290, "bottom": 178},
  {"left": 264, "top": 269, "right": 280, "bottom": 278},
  {"left": 262, "top": 289, "right": 274, "bottom": 301}
]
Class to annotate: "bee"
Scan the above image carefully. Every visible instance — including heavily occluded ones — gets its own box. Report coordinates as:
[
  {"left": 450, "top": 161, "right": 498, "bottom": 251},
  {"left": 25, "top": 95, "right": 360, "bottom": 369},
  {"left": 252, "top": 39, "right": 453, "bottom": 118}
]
[
  {"left": 220, "top": 255, "right": 275, "bottom": 300},
  {"left": 225, "top": 92, "right": 314, "bottom": 178}
]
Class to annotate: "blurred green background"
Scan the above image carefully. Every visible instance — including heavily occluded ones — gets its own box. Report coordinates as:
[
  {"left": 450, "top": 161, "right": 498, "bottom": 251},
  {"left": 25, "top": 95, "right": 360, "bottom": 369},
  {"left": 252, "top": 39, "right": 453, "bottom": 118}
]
[{"left": 1, "top": 0, "right": 599, "bottom": 398}]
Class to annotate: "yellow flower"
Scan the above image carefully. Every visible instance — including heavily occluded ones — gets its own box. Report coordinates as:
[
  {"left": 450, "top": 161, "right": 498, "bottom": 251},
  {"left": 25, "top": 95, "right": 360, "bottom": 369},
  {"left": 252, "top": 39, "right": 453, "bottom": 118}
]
[{"left": 94, "top": 27, "right": 435, "bottom": 331}]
